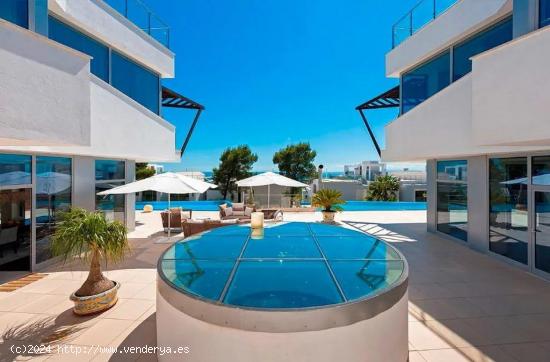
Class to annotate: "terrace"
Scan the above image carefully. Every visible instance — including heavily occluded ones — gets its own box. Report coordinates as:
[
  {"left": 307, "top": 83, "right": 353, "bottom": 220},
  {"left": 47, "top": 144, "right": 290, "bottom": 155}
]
[{"left": 2, "top": 209, "right": 550, "bottom": 361}]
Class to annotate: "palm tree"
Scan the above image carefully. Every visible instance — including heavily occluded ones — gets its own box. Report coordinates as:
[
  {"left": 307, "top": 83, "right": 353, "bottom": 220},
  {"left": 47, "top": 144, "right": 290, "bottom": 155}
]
[
  {"left": 52, "top": 208, "right": 129, "bottom": 297},
  {"left": 312, "top": 189, "right": 345, "bottom": 212},
  {"left": 366, "top": 175, "right": 400, "bottom": 201}
]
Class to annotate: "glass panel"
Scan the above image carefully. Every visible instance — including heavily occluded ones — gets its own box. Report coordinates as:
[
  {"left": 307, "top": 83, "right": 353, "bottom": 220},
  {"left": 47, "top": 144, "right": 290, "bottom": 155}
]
[
  {"left": 161, "top": 260, "right": 234, "bottom": 300},
  {"left": 437, "top": 160, "right": 468, "bottom": 181},
  {"left": 164, "top": 235, "right": 245, "bottom": 260},
  {"left": 0, "top": 154, "right": 31, "bottom": 186},
  {"left": 0, "top": 189, "right": 31, "bottom": 271},
  {"left": 48, "top": 16, "right": 109, "bottom": 82},
  {"left": 437, "top": 182, "right": 468, "bottom": 241},
  {"left": 33, "top": 0, "right": 48, "bottom": 35},
  {"left": 330, "top": 260, "right": 404, "bottom": 301},
  {"left": 95, "top": 160, "right": 125, "bottom": 181},
  {"left": 401, "top": 51, "right": 450, "bottom": 114},
  {"left": 317, "top": 236, "right": 400, "bottom": 260},
  {"left": 541, "top": 0, "right": 550, "bottom": 28},
  {"left": 535, "top": 192, "right": 550, "bottom": 273},
  {"left": 243, "top": 235, "right": 320, "bottom": 259},
  {"left": 35, "top": 157, "right": 72, "bottom": 264},
  {"left": 453, "top": 18, "right": 512, "bottom": 81},
  {"left": 532, "top": 156, "right": 550, "bottom": 185},
  {"left": 96, "top": 182, "right": 125, "bottom": 223},
  {"left": 111, "top": 51, "right": 160, "bottom": 114},
  {"left": 262, "top": 222, "right": 311, "bottom": 236},
  {"left": 225, "top": 260, "right": 342, "bottom": 308},
  {"left": 488, "top": 158, "right": 528, "bottom": 264},
  {"left": 0, "top": 0, "right": 28, "bottom": 28}
]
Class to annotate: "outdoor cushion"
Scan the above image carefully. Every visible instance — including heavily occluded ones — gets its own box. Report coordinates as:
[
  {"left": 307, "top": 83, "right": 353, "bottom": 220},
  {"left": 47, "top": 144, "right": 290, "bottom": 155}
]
[
  {"left": 232, "top": 203, "right": 245, "bottom": 211},
  {"left": 244, "top": 207, "right": 253, "bottom": 216},
  {"left": 220, "top": 219, "right": 238, "bottom": 224},
  {"left": 225, "top": 207, "right": 234, "bottom": 216}
]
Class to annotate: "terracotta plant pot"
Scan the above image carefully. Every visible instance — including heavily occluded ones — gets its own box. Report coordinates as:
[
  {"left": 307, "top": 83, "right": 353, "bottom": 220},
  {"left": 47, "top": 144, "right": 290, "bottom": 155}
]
[
  {"left": 70, "top": 281, "right": 120, "bottom": 315},
  {"left": 322, "top": 210, "right": 336, "bottom": 223}
]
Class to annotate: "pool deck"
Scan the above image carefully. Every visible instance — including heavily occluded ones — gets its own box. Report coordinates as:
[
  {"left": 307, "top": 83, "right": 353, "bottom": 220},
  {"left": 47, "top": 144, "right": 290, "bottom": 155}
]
[{"left": 2, "top": 210, "right": 550, "bottom": 361}]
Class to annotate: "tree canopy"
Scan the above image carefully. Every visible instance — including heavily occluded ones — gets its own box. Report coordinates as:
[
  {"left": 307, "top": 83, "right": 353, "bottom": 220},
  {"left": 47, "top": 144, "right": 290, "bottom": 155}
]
[
  {"left": 365, "top": 175, "right": 400, "bottom": 201},
  {"left": 136, "top": 163, "right": 155, "bottom": 180},
  {"left": 272, "top": 143, "right": 317, "bottom": 183},
  {"left": 213, "top": 145, "right": 258, "bottom": 199}
]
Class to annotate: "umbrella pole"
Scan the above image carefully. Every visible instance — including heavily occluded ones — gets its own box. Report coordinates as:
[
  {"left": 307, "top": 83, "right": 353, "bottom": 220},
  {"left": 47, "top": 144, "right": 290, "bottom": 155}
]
[
  {"left": 168, "top": 193, "right": 171, "bottom": 237},
  {"left": 268, "top": 184, "right": 270, "bottom": 209}
]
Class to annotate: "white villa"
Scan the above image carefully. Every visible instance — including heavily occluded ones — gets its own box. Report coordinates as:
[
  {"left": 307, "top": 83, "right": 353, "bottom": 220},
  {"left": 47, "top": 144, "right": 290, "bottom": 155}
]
[
  {"left": 0, "top": 0, "right": 198, "bottom": 272},
  {"left": 360, "top": 0, "right": 550, "bottom": 278}
]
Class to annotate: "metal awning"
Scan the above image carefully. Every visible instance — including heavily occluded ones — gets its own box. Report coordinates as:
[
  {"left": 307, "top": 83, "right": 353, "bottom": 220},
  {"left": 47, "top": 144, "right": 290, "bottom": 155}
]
[
  {"left": 355, "top": 86, "right": 400, "bottom": 157},
  {"left": 162, "top": 86, "right": 205, "bottom": 157}
]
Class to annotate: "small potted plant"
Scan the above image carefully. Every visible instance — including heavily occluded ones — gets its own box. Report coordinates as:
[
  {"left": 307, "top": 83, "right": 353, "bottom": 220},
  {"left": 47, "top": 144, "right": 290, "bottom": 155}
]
[
  {"left": 311, "top": 189, "right": 345, "bottom": 223},
  {"left": 52, "top": 208, "right": 129, "bottom": 315}
]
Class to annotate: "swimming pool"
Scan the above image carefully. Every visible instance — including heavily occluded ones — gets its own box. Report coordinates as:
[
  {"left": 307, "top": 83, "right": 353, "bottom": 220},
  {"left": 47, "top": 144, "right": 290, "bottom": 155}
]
[
  {"left": 135, "top": 200, "right": 228, "bottom": 211},
  {"left": 157, "top": 222, "right": 409, "bottom": 361}
]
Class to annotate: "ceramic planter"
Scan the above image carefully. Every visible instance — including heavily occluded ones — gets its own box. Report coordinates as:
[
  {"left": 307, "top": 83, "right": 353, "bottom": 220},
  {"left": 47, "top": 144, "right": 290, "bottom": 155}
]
[
  {"left": 322, "top": 210, "right": 336, "bottom": 223},
  {"left": 70, "top": 281, "right": 120, "bottom": 315}
]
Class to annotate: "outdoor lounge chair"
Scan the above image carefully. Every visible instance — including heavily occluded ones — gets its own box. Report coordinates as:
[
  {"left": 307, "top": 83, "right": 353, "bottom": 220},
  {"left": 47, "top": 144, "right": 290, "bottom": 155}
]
[
  {"left": 161, "top": 209, "right": 192, "bottom": 232},
  {"left": 182, "top": 219, "right": 245, "bottom": 237},
  {"left": 219, "top": 203, "right": 254, "bottom": 221}
]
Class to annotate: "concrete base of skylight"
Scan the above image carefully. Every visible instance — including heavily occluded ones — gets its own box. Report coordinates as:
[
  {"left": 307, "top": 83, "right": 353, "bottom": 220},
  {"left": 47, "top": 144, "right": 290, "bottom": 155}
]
[{"left": 156, "top": 285, "right": 409, "bottom": 362}]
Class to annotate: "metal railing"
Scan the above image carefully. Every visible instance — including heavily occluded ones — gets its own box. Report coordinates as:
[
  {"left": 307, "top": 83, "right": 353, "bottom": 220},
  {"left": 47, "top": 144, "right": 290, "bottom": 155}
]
[
  {"left": 103, "top": 0, "right": 170, "bottom": 48},
  {"left": 392, "top": 0, "right": 459, "bottom": 48}
]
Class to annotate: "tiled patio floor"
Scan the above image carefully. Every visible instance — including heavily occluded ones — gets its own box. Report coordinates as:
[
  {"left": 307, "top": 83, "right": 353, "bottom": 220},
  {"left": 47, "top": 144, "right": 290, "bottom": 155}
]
[{"left": 1, "top": 210, "right": 550, "bottom": 361}]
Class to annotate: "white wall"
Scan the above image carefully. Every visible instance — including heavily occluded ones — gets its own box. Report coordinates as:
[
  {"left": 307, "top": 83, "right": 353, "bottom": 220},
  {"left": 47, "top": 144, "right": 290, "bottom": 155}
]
[
  {"left": 0, "top": 76, "right": 178, "bottom": 163},
  {"left": 386, "top": 0, "right": 511, "bottom": 77},
  {"left": 0, "top": 20, "right": 91, "bottom": 147},
  {"left": 472, "top": 26, "right": 550, "bottom": 147},
  {"left": 50, "top": 0, "right": 174, "bottom": 77},
  {"left": 382, "top": 75, "right": 550, "bottom": 162}
]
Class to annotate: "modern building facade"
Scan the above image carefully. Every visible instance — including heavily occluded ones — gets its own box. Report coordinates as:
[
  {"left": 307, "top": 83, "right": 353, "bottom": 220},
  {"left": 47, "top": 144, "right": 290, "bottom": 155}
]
[
  {"left": 362, "top": 0, "right": 550, "bottom": 279},
  {"left": 0, "top": 0, "right": 190, "bottom": 272}
]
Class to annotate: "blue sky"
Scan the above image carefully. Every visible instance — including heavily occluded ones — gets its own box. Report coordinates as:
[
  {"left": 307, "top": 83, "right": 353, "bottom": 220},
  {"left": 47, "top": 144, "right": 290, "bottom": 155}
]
[{"left": 149, "top": 0, "right": 421, "bottom": 172}]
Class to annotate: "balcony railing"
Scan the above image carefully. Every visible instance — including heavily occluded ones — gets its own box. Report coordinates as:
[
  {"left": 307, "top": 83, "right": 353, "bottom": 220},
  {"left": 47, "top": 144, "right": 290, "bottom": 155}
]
[
  {"left": 392, "top": 0, "right": 458, "bottom": 48},
  {"left": 103, "top": 0, "right": 170, "bottom": 48}
]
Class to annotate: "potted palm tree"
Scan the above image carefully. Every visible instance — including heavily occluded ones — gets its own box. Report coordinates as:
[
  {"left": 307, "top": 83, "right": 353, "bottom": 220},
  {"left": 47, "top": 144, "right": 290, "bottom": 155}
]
[
  {"left": 312, "top": 189, "right": 345, "bottom": 223},
  {"left": 365, "top": 175, "right": 400, "bottom": 201},
  {"left": 52, "top": 208, "right": 129, "bottom": 315}
]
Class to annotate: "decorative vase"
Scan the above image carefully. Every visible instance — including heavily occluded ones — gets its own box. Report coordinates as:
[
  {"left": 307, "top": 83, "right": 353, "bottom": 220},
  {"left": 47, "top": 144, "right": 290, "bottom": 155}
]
[{"left": 70, "top": 281, "right": 120, "bottom": 315}]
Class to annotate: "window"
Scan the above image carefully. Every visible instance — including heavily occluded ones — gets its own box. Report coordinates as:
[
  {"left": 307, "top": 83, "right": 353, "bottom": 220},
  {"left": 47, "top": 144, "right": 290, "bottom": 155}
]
[
  {"left": 532, "top": 156, "right": 550, "bottom": 185},
  {"left": 436, "top": 160, "right": 468, "bottom": 241},
  {"left": 95, "top": 160, "right": 126, "bottom": 223},
  {"left": 95, "top": 160, "right": 125, "bottom": 181},
  {"left": 0, "top": 0, "right": 28, "bottom": 28},
  {"left": 34, "top": 0, "right": 48, "bottom": 35},
  {"left": 111, "top": 51, "right": 160, "bottom": 114},
  {"left": 0, "top": 154, "right": 31, "bottom": 186},
  {"left": 541, "top": 0, "right": 550, "bottom": 28},
  {"left": 35, "top": 157, "right": 72, "bottom": 264},
  {"left": 401, "top": 51, "right": 450, "bottom": 114},
  {"left": 453, "top": 18, "right": 513, "bottom": 81},
  {"left": 488, "top": 158, "right": 528, "bottom": 264},
  {"left": 48, "top": 16, "right": 109, "bottom": 82}
]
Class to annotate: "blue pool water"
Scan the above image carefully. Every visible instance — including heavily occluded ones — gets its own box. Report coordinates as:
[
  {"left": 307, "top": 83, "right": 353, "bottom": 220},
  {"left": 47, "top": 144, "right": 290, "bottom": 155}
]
[
  {"left": 159, "top": 222, "right": 405, "bottom": 309},
  {"left": 137, "top": 200, "right": 426, "bottom": 211},
  {"left": 135, "top": 200, "right": 229, "bottom": 211}
]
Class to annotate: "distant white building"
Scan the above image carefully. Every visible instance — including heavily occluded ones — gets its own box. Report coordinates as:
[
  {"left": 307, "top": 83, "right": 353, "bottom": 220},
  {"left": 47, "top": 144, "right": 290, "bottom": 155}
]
[{"left": 148, "top": 164, "right": 165, "bottom": 174}]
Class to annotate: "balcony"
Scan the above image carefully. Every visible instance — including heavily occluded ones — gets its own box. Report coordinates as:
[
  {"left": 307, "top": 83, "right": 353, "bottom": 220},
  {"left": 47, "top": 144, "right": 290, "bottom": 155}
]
[
  {"left": 392, "top": 0, "right": 459, "bottom": 48},
  {"left": 103, "top": 0, "right": 170, "bottom": 48}
]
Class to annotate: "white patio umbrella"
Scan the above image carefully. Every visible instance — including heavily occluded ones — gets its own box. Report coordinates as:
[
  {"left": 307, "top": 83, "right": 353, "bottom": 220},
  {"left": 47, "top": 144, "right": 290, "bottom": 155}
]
[
  {"left": 97, "top": 172, "right": 217, "bottom": 236},
  {"left": 236, "top": 172, "right": 308, "bottom": 208}
]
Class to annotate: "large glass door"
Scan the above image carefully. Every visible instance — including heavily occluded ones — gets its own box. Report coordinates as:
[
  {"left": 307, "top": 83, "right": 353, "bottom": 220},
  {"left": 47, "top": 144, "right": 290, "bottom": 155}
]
[
  {"left": 533, "top": 190, "right": 550, "bottom": 275},
  {"left": 0, "top": 188, "right": 31, "bottom": 271}
]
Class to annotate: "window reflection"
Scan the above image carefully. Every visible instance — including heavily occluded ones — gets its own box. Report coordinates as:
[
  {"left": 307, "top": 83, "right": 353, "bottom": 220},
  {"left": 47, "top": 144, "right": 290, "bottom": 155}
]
[
  {"left": 489, "top": 158, "right": 528, "bottom": 264},
  {"left": 36, "top": 157, "right": 72, "bottom": 264},
  {"left": 535, "top": 192, "right": 550, "bottom": 273},
  {"left": 48, "top": 16, "right": 110, "bottom": 82},
  {"left": 452, "top": 18, "right": 512, "bottom": 81},
  {"left": 96, "top": 182, "right": 125, "bottom": 223},
  {"left": 401, "top": 51, "right": 450, "bottom": 114},
  {"left": 0, "top": 154, "right": 31, "bottom": 186},
  {"left": 0, "top": 0, "right": 28, "bottom": 28},
  {"left": 541, "top": 0, "right": 550, "bottom": 28},
  {"left": 532, "top": 156, "right": 550, "bottom": 185},
  {"left": 95, "top": 160, "right": 125, "bottom": 181},
  {"left": 437, "top": 182, "right": 468, "bottom": 241},
  {"left": 0, "top": 189, "right": 31, "bottom": 271}
]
